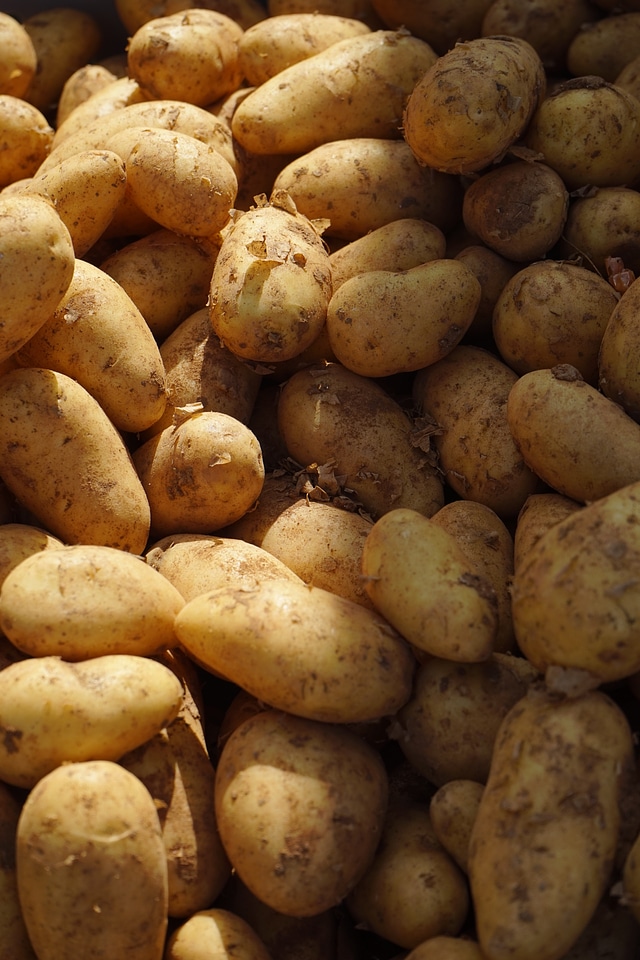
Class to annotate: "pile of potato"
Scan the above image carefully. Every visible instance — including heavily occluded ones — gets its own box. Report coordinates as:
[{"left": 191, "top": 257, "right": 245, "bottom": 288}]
[{"left": 3, "top": 0, "right": 640, "bottom": 957}]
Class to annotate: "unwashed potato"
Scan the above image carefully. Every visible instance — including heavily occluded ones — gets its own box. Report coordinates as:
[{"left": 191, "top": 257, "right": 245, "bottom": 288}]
[
  {"left": 165, "top": 909, "right": 272, "bottom": 960},
  {"left": 599, "top": 275, "right": 640, "bottom": 422},
  {"left": 52, "top": 75, "right": 150, "bottom": 146},
  {"left": 16, "top": 257, "right": 167, "bottom": 434},
  {"left": 468, "top": 687, "right": 634, "bottom": 960},
  {"left": 0, "top": 368, "right": 151, "bottom": 553},
  {"left": 22, "top": 7, "right": 102, "bottom": 112},
  {"left": 566, "top": 12, "right": 640, "bottom": 81},
  {"left": 0, "top": 543, "right": 184, "bottom": 660},
  {"left": 371, "top": 0, "right": 494, "bottom": 55},
  {"left": 512, "top": 492, "right": 582, "bottom": 572},
  {"left": 267, "top": 0, "right": 382, "bottom": 28},
  {"left": 555, "top": 185, "right": 640, "bottom": 277},
  {"left": 115, "top": 0, "right": 267, "bottom": 35},
  {"left": 453, "top": 243, "right": 520, "bottom": 344},
  {"left": 55, "top": 63, "right": 120, "bottom": 128},
  {"left": 0, "top": 95, "right": 53, "bottom": 188},
  {"left": 174, "top": 577, "right": 415, "bottom": 723},
  {"left": 17, "top": 760, "right": 168, "bottom": 960},
  {"left": 0, "top": 12, "right": 37, "bottom": 99},
  {"left": 429, "top": 780, "right": 485, "bottom": 875},
  {"left": 214, "top": 709, "right": 388, "bottom": 916},
  {"left": 0, "top": 654, "right": 183, "bottom": 788}
]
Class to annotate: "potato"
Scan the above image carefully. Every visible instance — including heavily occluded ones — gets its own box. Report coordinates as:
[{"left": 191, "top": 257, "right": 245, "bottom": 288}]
[
  {"left": 166, "top": 909, "right": 272, "bottom": 960},
  {"left": 325, "top": 259, "right": 481, "bottom": 378},
  {"left": 599, "top": 276, "right": 640, "bottom": 422},
  {"left": 429, "top": 780, "right": 485, "bottom": 874},
  {"left": 566, "top": 12, "right": 640, "bottom": 81},
  {"left": 127, "top": 10, "right": 244, "bottom": 107},
  {"left": 214, "top": 709, "right": 388, "bottom": 916},
  {"left": 512, "top": 492, "right": 582, "bottom": 572},
  {"left": 492, "top": 259, "right": 618, "bottom": 385},
  {"left": 0, "top": 522, "right": 63, "bottom": 589},
  {"left": 277, "top": 363, "right": 445, "bottom": 520},
  {"left": 268, "top": 0, "right": 382, "bottom": 24},
  {"left": 52, "top": 75, "right": 149, "bottom": 146},
  {"left": 511, "top": 478, "right": 640, "bottom": 685},
  {"left": 0, "top": 780, "right": 37, "bottom": 960},
  {"left": 403, "top": 36, "right": 545, "bottom": 175},
  {"left": 232, "top": 30, "right": 437, "bottom": 155},
  {"left": 555, "top": 185, "right": 640, "bottom": 277},
  {"left": 16, "top": 760, "right": 168, "bottom": 960},
  {"left": 22, "top": 7, "right": 102, "bottom": 112},
  {"left": 0, "top": 654, "right": 183, "bottom": 788},
  {"left": 468, "top": 687, "right": 634, "bottom": 960},
  {"left": 239, "top": 13, "right": 370, "bottom": 85},
  {"left": 0, "top": 368, "right": 151, "bottom": 553},
  {"left": 506, "top": 365, "right": 640, "bottom": 503},
  {"left": 209, "top": 192, "right": 332, "bottom": 363},
  {"left": 133, "top": 410, "right": 265, "bottom": 538},
  {"left": 392, "top": 654, "right": 539, "bottom": 786},
  {"left": 413, "top": 345, "right": 540, "bottom": 520},
  {"left": 16, "top": 257, "right": 168, "bottom": 434},
  {"left": 404, "top": 938, "right": 486, "bottom": 960},
  {"left": 453, "top": 244, "right": 520, "bottom": 344},
  {"left": 329, "top": 218, "right": 446, "bottom": 291},
  {"left": 145, "top": 533, "right": 303, "bottom": 601},
  {"left": 100, "top": 231, "right": 217, "bottom": 342},
  {"left": 174, "top": 577, "right": 415, "bottom": 723},
  {"left": 371, "top": 0, "right": 494, "bottom": 55},
  {"left": 524, "top": 77, "right": 640, "bottom": 190},
  {"left": 615, "top": 51, "right": 640, "bottom": 100},
  {"left": 0, "top": 12, "right": 37, "bottom": 99},
  {"left": 115, "top": 0, "right": 267, "bottom": 35},
  {"left": 461, "top": 161, "right": 569, "bottom": 263},
  {"left": 0, "top": 95, "right": 53, "bottom": 188},
  {"left": 272, "top": 138, "right": 464, "bottom": 241},
  {"left": 55, "top": 63, "right": 120, "bottom": 128},
  {"left": 346, "top": 800, "right": 470, "bottom": 949},
  {"left": 0, "top": 543, "right": 184, "bottom": 660}
]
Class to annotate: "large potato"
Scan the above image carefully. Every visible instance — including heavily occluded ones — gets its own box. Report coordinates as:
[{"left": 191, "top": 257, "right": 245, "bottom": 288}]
[
  {"left": 16, "top": 760, "right": 168, "bottom": 960},
  {"left": 174, "top": 577, "right": 415, "bottom": 723},
  {"left": 468, "top": 687, "right": 634, "bottom": 960},
  {"left": 0, "top": 780, "right": 36, "bottom": 960},
  {"left": 0, "top": 368, "right": 151, "bottom": 552},
  {"left": 214, "top": 709, "right": 388, "bottom": 916}
]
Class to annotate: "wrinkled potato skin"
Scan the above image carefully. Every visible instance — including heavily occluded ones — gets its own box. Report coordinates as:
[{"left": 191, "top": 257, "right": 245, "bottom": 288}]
[
  {"left": 165, "top": 908, "right": 272, "bottom": 960},
  {"left": 429, "top": 780, "right": 485, "bottom": 874},
  {"left": 469, "top": 688, "right": 634, "bottom": 960},
  {"left": 599, "top": 276, "right": 640, "bottom": 422}
]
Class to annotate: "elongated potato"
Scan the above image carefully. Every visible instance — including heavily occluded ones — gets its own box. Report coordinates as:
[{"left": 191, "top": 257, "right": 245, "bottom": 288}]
[
  {"left": 17, "top": 760, "right": 168, "bottom": 960},
  {"left": 174, "top": 577, "right": 415, "bottom": 723},
  {"left": 0, "top": 368, "right": 151, "bottom": 552},
  {"left": 429, "top": 780, "right": 485, "bottom": 874},
  {"left": 468, "top": 687, "right": 634, "bottom": 960}
]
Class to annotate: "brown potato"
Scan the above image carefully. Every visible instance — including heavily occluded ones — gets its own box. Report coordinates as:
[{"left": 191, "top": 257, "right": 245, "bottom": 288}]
[
  {"left": 404, "top": 938, "right": 486, "bottom": 960},
  {"left": 0, "top": 95, "right": 53, "bottom": 188},
  {"left": 267, "top": 0, "right": 382, "bottom": 28},
  {"left": 165, "top": 909, "right": 272, "bottom": 960},
  {"left": 22, "top": 7, "right": 102, "bottom": 112},
  {"left": 556, "top": 185, "right": 640, "bottom": 277},
  {"left": 371, "top": 0, "right": 494, "bottom": 55},
  {"left": 599, "top": 275, "right": 640, "bottom": 422},
  {"left": 0, "top": 12, "right": 37, "bottom": 99},
  {"left": 566, "top": 12, "right": 640, "bottom": 81},
  {"left": 513, "top": 492, "right": 582, "bottom": 572},
  {"left": 429, "top": 780, "right": 485, "bottom": 874}
]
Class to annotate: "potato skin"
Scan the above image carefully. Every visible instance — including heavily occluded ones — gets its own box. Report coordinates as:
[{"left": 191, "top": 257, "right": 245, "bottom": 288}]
[
  {"left": 16, "top": 760, "right": 168, "bottom": 960},
  {"left": 468, "top": 687, "right": 634, "bottom": 960},
  {"left": 429, "top": 780, "right": 485, "bottom": 874},
  {"left": 165, "top": 908, "right": 272, "bottom": 960},
  {"left": 599, "top": 275, "right": 640, "bottom": 422},
  {"left": 0, "top": 13, "right": 36, "bottom": 99},
  {"left": 22, "top": 7, "right": 101, "bottom": 112}
]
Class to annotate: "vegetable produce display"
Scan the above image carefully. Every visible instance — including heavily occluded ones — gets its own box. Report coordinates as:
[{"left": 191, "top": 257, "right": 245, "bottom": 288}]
[{"left": 2, "top": 1, "right": 640, "bottom": 958}]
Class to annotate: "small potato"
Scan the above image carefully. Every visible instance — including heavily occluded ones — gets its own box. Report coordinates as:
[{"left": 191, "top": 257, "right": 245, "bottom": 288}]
[
  {"left": 277, "top": 363, "right": 445, "bottom": 520},
  {"left": 361, "top": 508, "right": 498, "bottom": 662},
  {"left": 133, "top": 410, "right": 265, "bottom": 538},
  {"left": 55, "top": 63, "right": 120, "bottom": 128},
  {"left": 165, "top": 909, "right": 272, "bottom": 960},
  {"left": 393, "top": 654, "right": 539, "bottom": 786},
  {"left": 52, "top": 75, "right": 150, "bottom": 146},
  {"left": 453, "top": 244, "right": 520, "bottom": 344},
  {"left": 566, "top": 12, "right": 640, "bottom": 81},
  {"left": 0, "top": 522, "right": 63, "bottom": 589},
  {"left": 513, "top": 492, "right": 582, "bottom": 572},
  {"left": 16, "top": 258, "right": 168, "bottom": 435},
  {"left": 0, "top": 95, "right": 53, "bottom": 188},
  {"left": 239, "top": 13, "right": 371, "bottom": 85},
  {"left": 0, "top": 12, "right": 37, "bottom": 98},
  {"left": 403, "top": 36, "right": 545, "bottom": 175},
  {"left": 599, "top": 276, "right": 640, "bottom": 422},
  {"left": 325, "top": 259, "right": 481, "bottom": 378},
  {"left": 209, "top": 193, "right": 332, "bottom": 363},
  {"left": 22, "top": 7, "right": 102, "bottom": 112},
  {"left": 0, "top": 655, "right": 183, "bottom": 788},
  {"left": 506, "top": 365, "right": 640, "bottom": 503},
  {"left": 272, "top": 138, "right": 463, "bottom": 240},
  {"left": 174, "top": 577, "right": 415, "bottom": 723},
  {"left": 0, "top": 543, "right": 184, "bottom": 660},
  {"left": 461, "top": 161, "right": 569, "bottom": 263},
  {"left": 214, "top": 709, "right": 388, "bottom": 916},
  {"left": 346, "top": 800, "right": 470, "bottom": 949},
  {"left": 404, "top": 938, "right": 486, "bottom": 960},
  {"left": 429, "top": 780, "right": 485, "bottom": 874},
  {"left": 556, "top": 185, "right": 640, "bottom": 277},
  {"left": 469, "top": 688, "right": 634, "bottom": 960},
  {"left": 17, "top": 760, "right": 168, "bottom": 960},
  {"left": 0, "top": 368, "right": 151, "bottom": 553}
]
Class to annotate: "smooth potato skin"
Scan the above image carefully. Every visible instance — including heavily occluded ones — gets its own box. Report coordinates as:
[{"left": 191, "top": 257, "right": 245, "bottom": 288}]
[
  {"left": 165, "top": 908, "right": 272, "bottom": 960},
  {"left": 468, "top": 688, "right": 634, "bottom": 960},
  {"left": 429, "top": 780, "right": 485, "bottom": 875}
]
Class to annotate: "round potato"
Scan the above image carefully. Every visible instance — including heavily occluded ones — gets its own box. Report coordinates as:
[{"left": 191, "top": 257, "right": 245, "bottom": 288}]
[
  {"left": 556, "top": 185, "right": 640, "bottom": 277},
  {"left": 404, "top": 938, "right": 486, "bottom": 960},
  {"left": 0, "top": 95, "right": 53, "bottom": 188},
  {"left": 55, "top": 62, "right": 120, "bottom": 128},
  {"left": 22, "top": 7, "right": 102, "bottom": 112},
  {"left": 513, "top": 492, "right": 582, "bottom": 572},
  {"left": 566, "top": 11, "right": 640, "bottom": 81},
  {"left": 0, "top": 12, "right": 37, "bottom": 99},
  {"left": 165, "top": 909, "right": 272, "bottom": 960},
  {"left": 0, "top": 522, "right": 63, "bottom": 589}
]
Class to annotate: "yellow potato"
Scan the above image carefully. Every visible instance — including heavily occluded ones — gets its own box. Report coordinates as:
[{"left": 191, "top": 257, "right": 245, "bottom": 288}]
[
  {"left": 555, "top": 185, "right": 640, "bottom": 277},
  {"left": 373, "top": 0, "right": 494, "bottom": 54},
  {"left": 512, "top": 492, "right": 582, "bottom": 572},
  {"left": 22, "top": 7, "right": 101, "bottom": 112},
  {"left": 165, "top": 909, "right": 272, "bottom": 960},
  {"left": 429, "top": 780, "right": 485, "bottom": 874},
  {"left": 0, "top": 12, "right": 37, "bottom": 99},
  {"left": 55, "top": 62, "right": 120, "bottom": 128},
  {"left": 454, "top": 243, "right": 520, "bottom": 344},
  {"left": 0, "top": 522, "right": 64, "bottom": 589},
  {"left": 17, "top": 760, "right": 168, "bottom": 960},
  {"left": 0, "top": 543, "right": 184, "bottom": 660},
  {"left": 214, "top": 709, "right": 388, "bottom": 916},
  {"left": 0, "top": 654, "right": 183, "bottom": 788},
  {"left": 0, "top": 95, "right": 53, "bottom": 188},
  {"left": 599, "top": 275, "right": 640, "bottom": 422},
  {"left": 566, "top": 11, "right": 640, "bottom": 81},
  {"left": 0, "top": 368, "right": 151, "bottom": 552},
  {"left": 52, "top": 75, "right": 149, "bottom": 145},
  {"left": 468, "top": 688, "right": 634, "bottom": 960},
  {"left": 116, "top": 0, "right": 267, "bottom": 34},
  {"left": 174, "top": 577, "right": 415, "bottom": 723}
]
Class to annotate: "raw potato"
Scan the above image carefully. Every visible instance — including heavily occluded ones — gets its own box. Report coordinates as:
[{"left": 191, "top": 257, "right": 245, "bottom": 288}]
[
  {"left": 55, "top": 63, "right": 120, "bottom": 128},
  {"left": 468, "top": 687, "right": 635, "bottom": 960},
  {"left": 0, "top": 368, "right": 151, "bottom": 553},
  {"left": 267, "top": 0, "right": 381, "bottom": 26},
  {"left": 214, "top": 709, "right": 389, "bottom": 916},
  {"left": 115, "top": 0, "right": 267, "bottom": 34},
  {"left": 231, "top": 30, "right": 438, "bottom": 155},
  {"left": 512, "top": 492, "right": 581, "bottom": 572},
  {"left": 0, "top": 523, "right": 63, "bottom": 588},
  {"left": 0, "top": 543, "right": 184, "bottom": 660},
  {"left": 453, "top": 244, "right": 520, "bottom": 343},
  {"left": 22, "top": 7, "right": 102, "bottom": 111},
  {"left": 599, "top": 275, "right": 640, "bottom": 422},
  {"left": 402, "top": 36, "right": 545, "bottom": 174},
  {"left": 209, "top": 193, "right": 332, "bottom": 363},
  {"left": 0, "top": 95, "right": 53, "bottom": 188},
  {"left": 404, "top": 938, "right": 486, "bottom": 960},
  {"left": 0, "top": 13, "right": 36, "bottom": 99},
  {"left": 361, "top": 507, "right": 498, "bottom": 662},
  {"left": 0, "top": 780, "right": 36, "bottom": 960},
  {"left": 173, "top": 577, "right": 415, "bottom": 723},
  {"left": 566, "top": 11, "right": 640, "bottom": 81},
  {"left": 346, "top": 800, "right": 469, "bottom": 949},
  {"left": 16, "top": 760, "right": 169, "bottom": 960},
  {"left": 624, "top": 829, "right": 640, "bottom": 924},
  {"left": 52, "top": 75, "right": 156, "bottom": 146},
  {"left": 555, "top": 185, "right": 640, "bottom": 277},
  {"left": 165, "top": 909, "right": 272, "bottom": 960},
  {"left": 16, "top": 258, "right": 168, "bottom": 435},
  {"left": 325, "top": 259, "right": 481, "bottom": 378},
  {"left": 429, "top": 780, "right": 485, "bottom": 874},
  {"left": 0, "top": 654, "right": 183, "bottom": 788},
  {"left": 506, "top": 365, "right": 640, "bottom": 503},
  {"left": 371, "top": 0, "right": 494, "bottom": 55}
]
